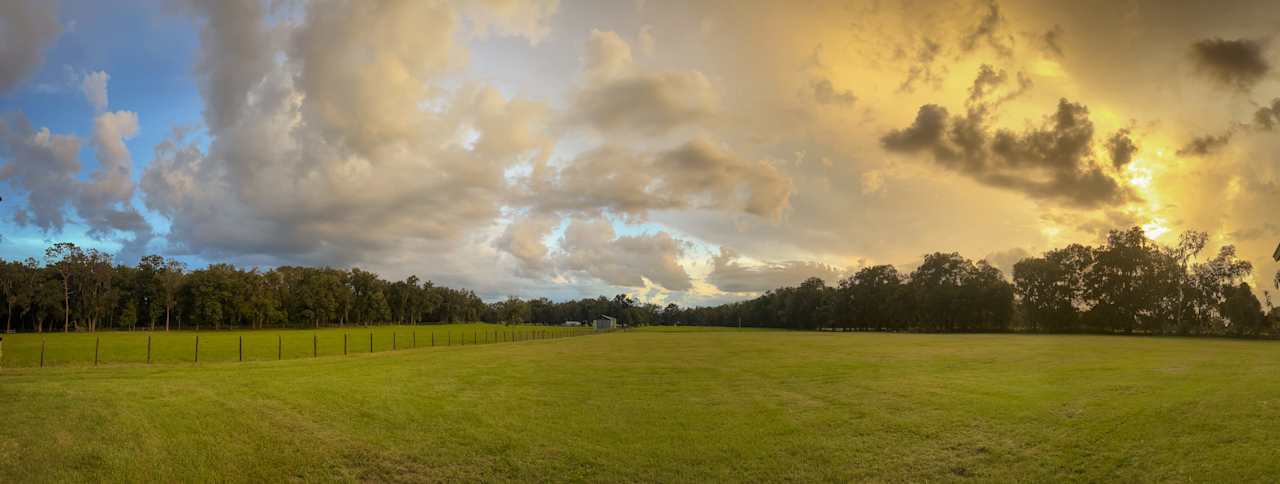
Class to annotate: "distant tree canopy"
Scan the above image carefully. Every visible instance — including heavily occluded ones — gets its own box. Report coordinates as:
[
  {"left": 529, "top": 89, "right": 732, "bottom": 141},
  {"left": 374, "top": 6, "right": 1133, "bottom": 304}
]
[
  {"left": 645, "top": 227, "right": 1276, "bottom": 337},
  {"left": 0, "top": 227, "right": 1275, "bottom": 337}
]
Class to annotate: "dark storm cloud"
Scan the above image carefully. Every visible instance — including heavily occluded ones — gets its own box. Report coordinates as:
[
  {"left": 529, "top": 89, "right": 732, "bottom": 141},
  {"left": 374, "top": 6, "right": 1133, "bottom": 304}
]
[
  {"left": 882, "top": 98, "right": 1133, "bottom": 208},
  {"left": 1105, "top": 129, "right": 1137, "bottom": 168},
  {"left": 1190, "top": 38, "right": 1269, "bottom": 91},
  {"left": 1176, "top": 132, "right": 1232, "bottom": 156}
]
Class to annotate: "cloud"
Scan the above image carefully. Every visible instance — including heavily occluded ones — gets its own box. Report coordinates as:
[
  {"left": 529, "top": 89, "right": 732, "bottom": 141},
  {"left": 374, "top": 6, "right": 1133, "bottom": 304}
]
[
  {"left": 570, "top": 29, "right": 717, "bottom": 135},
  {"left": 571, "top": 70, "right": 717, "bottom": 135},
  {"left": 812, "top": 78, "right": 855, "bottom": 106},
  {"left": 1105, "top": 129, "right": 1137, "bottom": 168},
  {"left": 0, "top": 105, "right": 153, "bottom": 261},
  {"left": 495, "top": 212, "right": 559, "bottom": 276},
  {"left": 81, "top": 71, "right": 110, "bottom": 112},
  {"left": 0, "top": 0, "right": 60, "bottom": 94},
  {"left": 461, "top": 0, "right": 559, "bottom": 44},
  {"left": 961, "top": 0, "right": 1012, "bottom": 57},
  {"left": 898, "top": 37, "right": 942, "bottom": 92},
  {"left": 707, "top": 247, "right": 844, "bottom": 293},
  {"left": 966, "top": 64, "right": 1031, "bottom": 109},
  {"left": 142, "top": 0, "right": 557, "bottom": 267},
  {"left": 1190, "top": 37, "right": 1269, "bottom": 91},
  {"left": 1041, "top": 24, "right": 1064, "bottom": 57},
  {"left": 882, "top": 98, "right": 1133, "bottom": 208},
  {"left": 1176, "top": 132, "right": 1232, "bottom": 156},
  {"left": 558, "top": 218, "right": 692, "bottom": 291},
  {"left": 0, "top": 114, "right": 81, "bottom": 231},
  {"left": 76, "top": 110, "right": 152, "bottom": 261},
  {"left": 1253, "top": 98, "right": 1280, "bottom": 129},
  {"left": 583, "top": 29, "right": 632, "bottom": 80},
  {"left": 982, "top": 247, "right": 1030, "bottom": 274},
  {"left": 521, "top": 137, "right": 792, "bottom": 220}
]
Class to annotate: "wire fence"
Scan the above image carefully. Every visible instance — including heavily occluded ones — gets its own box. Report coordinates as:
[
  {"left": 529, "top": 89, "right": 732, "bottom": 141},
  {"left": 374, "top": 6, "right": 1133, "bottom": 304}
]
[{"left": 0, "top": 325, "right": 602, "bottom": 368}]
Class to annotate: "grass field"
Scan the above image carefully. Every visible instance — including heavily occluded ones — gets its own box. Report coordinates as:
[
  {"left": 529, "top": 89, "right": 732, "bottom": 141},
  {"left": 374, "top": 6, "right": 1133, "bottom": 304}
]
[
  {"left": 0, "top": 323, "right": 583, "bottom": 367},
  {"left": 3, "top": 330, "right": 1280, "bottom": 482}
]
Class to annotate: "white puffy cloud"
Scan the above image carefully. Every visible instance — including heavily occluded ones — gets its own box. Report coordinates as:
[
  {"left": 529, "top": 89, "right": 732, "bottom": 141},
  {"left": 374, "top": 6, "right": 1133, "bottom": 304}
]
[
  {"left": 143, "top": 0, "right": 556, "bottom": 266},
  {"left": 558, "top": 217, "right": 692, "bottom": 291},
  {"left": 706, "top": 247, "right": 845, "bottom": 293},
  {"left": 81, "top": 71, "right": 109, "bottom": 112}
]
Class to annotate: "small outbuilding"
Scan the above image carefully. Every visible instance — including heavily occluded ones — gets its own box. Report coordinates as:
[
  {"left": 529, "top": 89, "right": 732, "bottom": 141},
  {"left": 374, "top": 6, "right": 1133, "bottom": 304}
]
[{"left": 593, "top": 315, "right": 617, "bottom": 331}]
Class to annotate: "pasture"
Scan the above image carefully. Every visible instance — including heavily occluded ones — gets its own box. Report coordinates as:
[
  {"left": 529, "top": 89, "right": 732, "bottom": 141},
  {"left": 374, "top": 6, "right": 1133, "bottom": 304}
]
[{"left": 2, "top": 329, "right": 1280, "bottom": 482}]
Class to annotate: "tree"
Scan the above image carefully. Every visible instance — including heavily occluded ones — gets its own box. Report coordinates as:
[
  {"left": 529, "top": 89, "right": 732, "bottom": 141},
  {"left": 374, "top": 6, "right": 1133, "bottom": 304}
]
[
  {"left": 45, "top": 243, "right": 84, "bottom": 333},
  {"left": 1223, "top": 283, "right": 1267, "bottom": 336},
  {"left": 119, "top": 299, "right": 139, "bottom": 330},
  {"left": 159, "top": 257, "right": 186, "bottom": 331}
]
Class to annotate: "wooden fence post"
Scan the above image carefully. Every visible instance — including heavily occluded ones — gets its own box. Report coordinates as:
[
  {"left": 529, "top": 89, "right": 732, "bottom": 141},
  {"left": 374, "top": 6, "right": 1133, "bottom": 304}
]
[
  {"left": 313, "top": 333, "right": 317, "bottom": 357},
  {"left": 369, "top": 332, "right": 373, "bottom": 353},
  {"left": 94, "top": 336, "right": 100, "bottom": 366},
  {"left": 194, "top": 335, "right": 200, "bottom": 363},
  {"left": 278, "top": 335, "right": 282, "bottom": 360},
  {"left": 412, "top": 330, "right": 416, "bottom": 348},
  {"left": 239, "top": 336, "right": 243, "bottom": 362},
  {"left": 393, "top": 332, "right": 397, "bottom": 351},
  {"left": 40, "top": 338, "right": 45, "bottom": 368},
  {"left": 147, "top": 335, "right": 152, "bottom": 364},
  {"left": 447, "top": 330, "right": 451, "bottom": 346},
  {"left": 344, "top": 333, "right": 348, "bottom": 355},
  {"left": 431, "top": 332, "right": 435, "bottom": 347}
]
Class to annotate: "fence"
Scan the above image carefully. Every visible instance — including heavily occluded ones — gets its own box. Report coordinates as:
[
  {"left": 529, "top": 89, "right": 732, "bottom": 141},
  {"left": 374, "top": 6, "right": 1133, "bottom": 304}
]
[{"left": 2, "top": 325, "right": 603, "bottom": 368}]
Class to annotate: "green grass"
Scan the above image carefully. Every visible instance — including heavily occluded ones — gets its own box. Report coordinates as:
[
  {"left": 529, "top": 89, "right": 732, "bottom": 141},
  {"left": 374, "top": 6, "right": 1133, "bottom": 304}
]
[
  {"left": 3, "top": 331, "right": 1280, "bottom": 482},
  {"left": 0, "top": 323, "right": 582, "bottom": 367}
]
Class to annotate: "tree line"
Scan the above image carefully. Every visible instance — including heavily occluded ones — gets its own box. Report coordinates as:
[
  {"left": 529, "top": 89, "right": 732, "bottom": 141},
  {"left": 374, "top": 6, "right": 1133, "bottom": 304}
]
[
  {"left": 1, "top": 227, "right": 1277, "bottom": 337},
  {"left": 665, "top": 228, "right": 1278, "bottom": 337},
  {"left": 0, "top": 243, "right": 488, "bottom": 333}
]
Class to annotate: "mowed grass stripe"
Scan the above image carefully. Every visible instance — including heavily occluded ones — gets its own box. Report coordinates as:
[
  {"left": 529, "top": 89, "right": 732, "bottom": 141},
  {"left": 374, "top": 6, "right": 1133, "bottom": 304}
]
[{"left": 1, "top": 323, "right": 584, "bottom": 367}]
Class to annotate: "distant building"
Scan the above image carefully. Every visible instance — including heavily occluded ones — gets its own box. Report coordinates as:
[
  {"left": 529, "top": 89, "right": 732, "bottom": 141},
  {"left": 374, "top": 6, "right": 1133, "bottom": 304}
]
[
  {"left": 563, "top": 321, "right": 582, "bottom": 327},
  {"left": 593, "top": 315, "right": 617, "bottom": 331}
]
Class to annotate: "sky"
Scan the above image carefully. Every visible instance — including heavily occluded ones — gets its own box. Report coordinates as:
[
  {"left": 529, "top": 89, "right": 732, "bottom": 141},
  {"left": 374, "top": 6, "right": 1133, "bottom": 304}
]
[{"left": 0, "top": 0, "right": 1278, "bottom": 306}]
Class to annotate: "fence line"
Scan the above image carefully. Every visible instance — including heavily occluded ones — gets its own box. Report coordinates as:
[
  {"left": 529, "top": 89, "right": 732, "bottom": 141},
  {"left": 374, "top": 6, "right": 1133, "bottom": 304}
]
[{"left": 8, "top": 326, "right": 609, "bottom": 368}]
